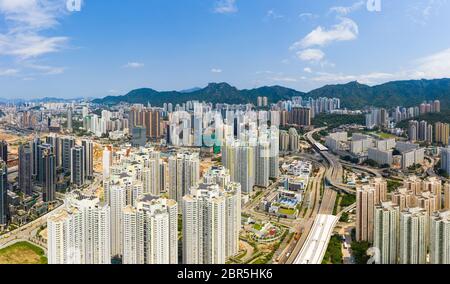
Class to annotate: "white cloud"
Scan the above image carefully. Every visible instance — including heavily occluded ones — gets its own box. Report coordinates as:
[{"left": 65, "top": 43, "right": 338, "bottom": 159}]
[
  {"left": 0, "top": 0, "right": 69, "bottom": 58},
  {"left": 0, "top": 68, "right": 19, "bottom": 76},
  {"left": 124, "top": 62, "right": 145, "bottom": 69},
  {"left": 26, "top": 63, "right": 65, "bottom": 75},
  {"left": 214, "top": 0, "right": 237, "bottom": 14},
  {"left": 329, "top": 1, "right": 365, "bottom": 15},
  {"left": 297, "top": 49, "right": 325, "bottom": 62},
  {"left": 266, "top": 10, "right": 284, "bottom": 20},
  {"left": 308, "top": 48, "right": 450, "bottom": 85},
  {"left": 211, "top": 68, "right": 223, "bottom": 73},
  {"left": 312, "top": 71, "right": 394, "bottom": 85},
  {"left": 270, "top": 77, "right": 298, "bottom": 83},
  {"left": 408, "top": 48, "right": 450, "bottom": 79},
  {"left": 299, "top": 13, "right": 319, "bottom": 20},
  {"left": 304, "top": 67, "right": 312, "bottom": 73},
  {"left": 291, "top": 17, "right": 359, "bottom": 49},
  {"left": 408, "top": 0, "right": 449, "bottom": 25}
]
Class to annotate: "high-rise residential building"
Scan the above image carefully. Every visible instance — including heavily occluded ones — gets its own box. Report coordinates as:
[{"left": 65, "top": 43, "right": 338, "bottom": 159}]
[
  {"left": 143, "top": 109, "right": 161, "bottom": 139},
  {"left": 435, "top": 122, "right": 450, "bottom": 145},
  {"left": 46, "top": 134, "right": 61, "bottom": 168},
  {"left": 82, "top": 140, "right": 94, "bottom": 179},
  {"left": 0, "top": 140, "right": 7, "bottom": 164},
  {"left": 43, "top": 149, "right": 56, "bottom": 202},
  {"left": 418, "top": 121, "right": 428, "bottom": 141},
  {"left": 168, "top": 152, "right": 200, "bottom": 205},
  {"left": 427, "top": 124, "right": 434, "bottom": 144},
  {"left": 269, "top": 128, "right": 280, "bottom": 179},
  {"left": 399, "top": 207, "right": 428, "bottom": 264},
  {"left": 289, "top": 107, "right": 311, "bottom": 126},
  {"left": 142, "top": 153, "right": 161, "bottom": 196},
  {"left": 122, "top": 195, "right": 178, "bottom": 264},
  {"left": 47, "top": 194, "right": 111, "bottom": 264},
  {"left": 183, "top": 184, "right": 225, "bottom": 264},
  {"left": 374, "top": 202, "right": 400, "bottom": 264},
  {"left": 433, "top": 100, "right": 441, "bottom": 113},
  {"left": 0, "top": 161, "right": 8, "bottom": 227},
  {"left": 102, "top": 146, "right": 112, "bottom": 179},
  {"left": 356, "top": 185, "right": 375, "bottom": 242},
  {"left": 441, "top": 146, "right": 450, "bottom": 177},
  {"left": 255, "top": 141, "right": 270, "bottom": 188},
  {"left": 445, "top": 183, "right": 450, "bottom": 210},
  {"left": 30, "top": 137, "right": 41, "bottom": 177},
  {"left": 222, "top": 140, "right": 255, "bottom": 194},
  {"left": 61, "top": 137, "right": 75, "bottom": 173},
  {"left": 67, "top": 107, "right": 73, "bottom": 132},
  {"left": 105, "top": 183, "right": 126, "bottom": 258},
  {"left": 429, "top": 211, "right": 450, "bottom": 264},
  {"left": 423, "top": 177, "right": 442, "bottom": 210},
  {"left": 202, "top": 166, "right": 242, "bottom": 258},
  {"left": 408, "top": 120, "right": 419, "bottom": 142},
  {"left": 371, "top": 177, "right": 388, "bottom": 204},
  {"left": 71, "top": 146, "right": 85, "bottom": 187},
  {"left": 37, "top": 144, "right": 53, "bottom": 184},
  {"left": 183, "top": 167, "right": 241, "bottom": 264},
  {"left": 18, "top": 144, "right": 33, "bottom": 196}
]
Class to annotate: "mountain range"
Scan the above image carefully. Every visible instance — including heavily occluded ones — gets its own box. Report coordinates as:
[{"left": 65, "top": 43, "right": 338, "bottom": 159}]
[{"left": 92, "top": 78, "right": 450, "bottom": 110}]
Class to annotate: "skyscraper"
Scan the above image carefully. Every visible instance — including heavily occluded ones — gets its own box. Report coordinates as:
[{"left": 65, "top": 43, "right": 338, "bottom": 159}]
[
  {"left": 399, "top": 207, "right": 428, "bottom": 264},
  {"left": 102, "top": 146, "right": 112, "bottom": 180},
  {"left": 43, "top": 149, "right": 56, "bottom": 203},
  {"left": 222, "top": 140, "right": 255, "bottom": 194},
  {"left": 289, "top": 107, "right": 311, "bottom": 126},
  {"left": 71, "top": 146, "right": 85, "bottom": 187},
  {"left": 429, "top": 211, "right": 450, "bottom": 264},
  {"left": 30, "top": 137, "right": 41, "bottom": 177},
  {"left": 105, "top": 183, "right": 126, "bottom": 258},
  {"left": 0, "top": 161, "right": 8, "bottom": 227},
  {"left": 374, "top": 202, "right": 400, "bottom": 264},
  {"left": 183, "top": 184, "right": 226, "bottom": 264},
  {"left": 67, "top": 107, "right": 73, "bottom": 132},
  {"left": 62, "top": 137, "right": 75, "bottom": 173},
  {"left": 168, "top": 152, "right": 200, "bottom": 205},
  {"left": 356, "top": 185, "right": 375, "bottom": 242},
  {"left": 46, "top": 134, "right": 61, "bottom": 168},
  {"left": 82, "top": 140, "right": 94, "bottom": 179},
  {"left": 122, "top": 195, "right": 178, "bottom": 264},
  {"left": 18, "top": 144, "right": 33, "bottom": 196},
  {"left": 435, "top": 122, "right": 450, "bottom": 145},
  {"left": 445, "top": 183, "right": 450, "bottom": 210},
  {"left": 255, "top": 141, "right": 270, "bottom": 188},
  {"left": 441, "top": 146, "right": 450, "bottom": 177},
  {"left": 142, "top": 154, "right": 161, "bottom": 196},
  {"left": 0, "top": 140, "right": 7, "bottom": 164},
  {"left": 47, "top": 194, "right": 111, "bottom": 264}
]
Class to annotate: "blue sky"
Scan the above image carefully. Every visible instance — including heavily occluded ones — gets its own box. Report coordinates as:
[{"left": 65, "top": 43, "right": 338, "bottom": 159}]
[{"left": 0, "top": 0, "right": 450, "bottom": 99}]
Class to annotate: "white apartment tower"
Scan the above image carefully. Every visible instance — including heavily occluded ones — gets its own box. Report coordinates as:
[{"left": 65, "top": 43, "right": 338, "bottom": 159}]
[
  {"left": 122, "top": 195, "right": 178, "bottom": 264},
  {"left": 168, "top": 152, "right": 200, "bottom": 205},
  {"left": 399, "top": 207, "right": 428, "bottom": 264},
  {"left": 356, "top": 185, "right": 375, "bottom": 242},
  {"left": 183, "top": 185, "right": 226, "bottom": 264},
  {"left": 429, "top": 210, "right": 450, "bottom": 264},
  {"left": 374, "top": 202, "right": 400, "bottom": 264},
  {"left": 47, "top": 195, "right": 111, "bottom": 264},
  {"left": 255, "top": 141, "right": 270, "bottom": 188}
]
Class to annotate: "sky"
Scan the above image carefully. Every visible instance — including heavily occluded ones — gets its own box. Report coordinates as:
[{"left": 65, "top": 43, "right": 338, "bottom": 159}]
[{"left": 0, "top": 0, "right": 450, "bottom": 99}]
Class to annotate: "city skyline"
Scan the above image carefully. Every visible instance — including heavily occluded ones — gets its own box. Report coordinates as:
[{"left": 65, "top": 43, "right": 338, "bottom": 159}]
[{"left": 0, "top": 0, "right": 450, "bottom": 99}]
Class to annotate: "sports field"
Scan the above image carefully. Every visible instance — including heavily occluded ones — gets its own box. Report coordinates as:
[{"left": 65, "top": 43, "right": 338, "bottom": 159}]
[{"left": 0, "top": 242, "right": 47, "bottom": 264}]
